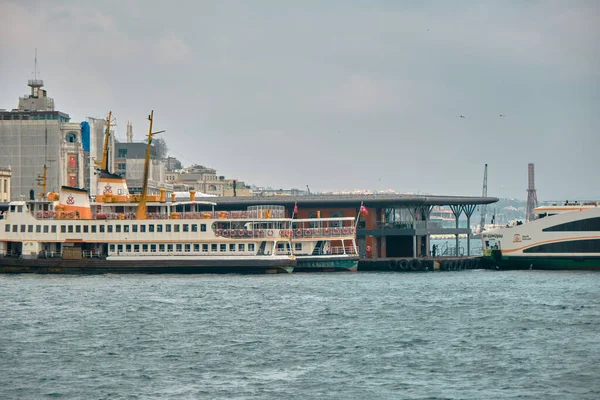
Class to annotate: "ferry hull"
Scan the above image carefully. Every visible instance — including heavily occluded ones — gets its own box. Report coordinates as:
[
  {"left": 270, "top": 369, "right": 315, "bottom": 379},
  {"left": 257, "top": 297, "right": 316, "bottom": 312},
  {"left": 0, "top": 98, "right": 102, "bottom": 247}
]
[
  {"left": 294, "top": 256, "right": 359, "bottom": 272},
  {"left": 0, "top": 257, "right": 295, "bottom": 274},
  {"left": 484, "top": 252, "right": 600, "bottom": 271}
]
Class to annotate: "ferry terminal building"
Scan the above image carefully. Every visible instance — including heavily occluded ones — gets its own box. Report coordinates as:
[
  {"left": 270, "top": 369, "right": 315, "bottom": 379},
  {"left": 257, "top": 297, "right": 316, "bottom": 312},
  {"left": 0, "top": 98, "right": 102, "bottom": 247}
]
[{"left": 207, "top": 193, "right": 498, "bottom": 260}]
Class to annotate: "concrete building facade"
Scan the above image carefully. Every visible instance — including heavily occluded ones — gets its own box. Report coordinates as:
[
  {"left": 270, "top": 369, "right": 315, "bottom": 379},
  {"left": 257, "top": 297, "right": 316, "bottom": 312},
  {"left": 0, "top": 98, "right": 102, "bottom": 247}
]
[
  {"left": 0, "top": 167, "right": 11, "bottom": 202},
  {"left": 0, "top": 78, "right": 85, "bottom": 200}
]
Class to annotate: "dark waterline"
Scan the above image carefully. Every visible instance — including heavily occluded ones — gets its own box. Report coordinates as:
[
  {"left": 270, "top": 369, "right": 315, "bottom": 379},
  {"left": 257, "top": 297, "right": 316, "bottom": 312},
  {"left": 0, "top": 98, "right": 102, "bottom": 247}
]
[{"left": 1, "top": 271, "right": 599, "bottom": 399}]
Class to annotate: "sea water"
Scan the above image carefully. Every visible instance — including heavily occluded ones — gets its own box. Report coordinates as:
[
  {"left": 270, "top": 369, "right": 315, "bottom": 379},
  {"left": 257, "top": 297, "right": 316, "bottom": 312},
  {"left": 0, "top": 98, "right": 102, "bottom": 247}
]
[{"left": 1, "top": 271, "right": 598, "bottom": 399}]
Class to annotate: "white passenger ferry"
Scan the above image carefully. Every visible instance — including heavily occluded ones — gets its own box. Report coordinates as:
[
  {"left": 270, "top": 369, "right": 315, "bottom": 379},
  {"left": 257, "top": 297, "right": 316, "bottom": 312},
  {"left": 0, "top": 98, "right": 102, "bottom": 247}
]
[
  {"left": 482, "top": 201, "right": 600, "bottom": 270},
  {"left": 0, "top": 185, "right": 296, "bottom": 274}
]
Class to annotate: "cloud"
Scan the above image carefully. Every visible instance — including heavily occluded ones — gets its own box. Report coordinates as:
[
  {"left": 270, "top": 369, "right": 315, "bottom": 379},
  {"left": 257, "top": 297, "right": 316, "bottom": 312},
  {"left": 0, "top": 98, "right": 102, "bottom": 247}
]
[{"left": 156, "top": 32, "right": 192, "bottom": 64}]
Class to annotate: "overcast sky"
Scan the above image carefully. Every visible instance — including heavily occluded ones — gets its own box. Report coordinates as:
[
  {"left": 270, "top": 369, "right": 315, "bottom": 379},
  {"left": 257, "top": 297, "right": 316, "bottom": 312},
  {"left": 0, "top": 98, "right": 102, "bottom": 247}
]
[{"left": 1, "top": 0, "right": 598, "bottom": 200}]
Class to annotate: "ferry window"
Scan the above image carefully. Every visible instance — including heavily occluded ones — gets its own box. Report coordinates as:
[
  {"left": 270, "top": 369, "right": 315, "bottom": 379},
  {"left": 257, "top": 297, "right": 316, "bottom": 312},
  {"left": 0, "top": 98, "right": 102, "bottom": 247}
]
[
  {"left": 238, "top": 244, "right": 245, "bottom": 251},
  {"left": 248, "top": 243, "right": 255, "bottom": 252},
  {"left": 159, "top": 244, "right": 165, "bottom": 252},
  {"left": 61, "top": 225, "right": 66, "bottom": 233},
  {"left": 295, "top": 243, "right": 302, "bottom": 251},
  {"left": 28, "top": 225, "right": 33, "bottom": 232},
  {"left": 185, "top": 244, "right": 191, "bottom": 252},
  {"left": 176, "top": 244, "right": 183, "bottom": 252},
  {"left": 220, "top": 244, "right": 226, "bottom": 252},
  {"left": 149, "top": 224, "right": 155, "bottom": 233},
  {"left": 76, "top": 225, "right": 81, "bottom": 233},
  {"left": 21, "top": 225, "right": 26, "bottom": 232},
  {"left": 192, "top": 224, "right": 198, "bottom": 232},
  {"left": 118, "top": 244, "right": 123, "bottom": 253},
  {"left": 543, "top": 217, "right": 600, "bottom": 232},
  {"left": 166, "top": 224, "right": 172, "bottom": 232},
  {"left": 110, "top": 244, "right": 115, "bottom": 252},
  {"left": 12, "top": 225, "right": 17, "bottom": 232},
  {"left": 183, "top": 224, "right": 189, "bottom": 232},
  {"left": 140, "top": 225, "right": 146, "bottom": 233},
  {"left": 4, "top": 225, "right": 9, "bottom": 232},
  {"left": 132, "top": 225, "right": 138, "bottom": 233},
  {"left": 167, "top": 244, "right": 173, "bottom": 252},
  {"left": 142, "top": 244, "right": 148, "bottom": 252},
  {"left": 151, "top": 244, "right": 156, "bottom": 252},
  {"left": 52, "top": 226, "right": 57, "bottom": 233},
  {"left": 91, "top": 226, "right": 96, "bottom": 233},
  {"left": 330, "top": 212, "right": 344, "bottom": 228},
  {"left": 201, "top": 224, "right": 206, "bottom": 232},
  {"left": 134, "top": 244, "right": 140, "bottom": 252},
  {"left": 107, "top": 226, "right": 113, "bottom": 233},
  {"left": 229, "top": 244, "right": 236, "bottom": 251},
  {"left": 126, "top": 244, "right": 132, "bottom": 252},
  {"left": 116, "top": 225, "right": 121, "bottom": 233},
  {"left": 17, "top": 205, "right": 23, "bottom": 213},
  {"left": 211, "top": 244, "right": 218, "bottom": 252},
  {"left": 124, "top": 225, "right": 129, "bottom": 233},
  {"left": 68, "top": 226, "right": 73, "bottom": 233},
  {"left": 157, "top": 225, "right": 163, "bottom": 233},
  {"left": 100, "top": 225, "right": 105, "bottom": 233},
  {"left": 523, "top": 239, "right": 600, "bottom": 253},
  {"left": 194, "top": 244, "right": 200, "bottom": 252},
  {"left": 36, "top": 225, "right": 41, "bottom": 233},
  {"left": 202, "top": 244, "right": 208, "bottom": 252},
  {"left": 83, "top": 226, "right": 88, "bottom": 233},
  {"left": 174, "top": 225, "right": 180, "bottom": 233}
]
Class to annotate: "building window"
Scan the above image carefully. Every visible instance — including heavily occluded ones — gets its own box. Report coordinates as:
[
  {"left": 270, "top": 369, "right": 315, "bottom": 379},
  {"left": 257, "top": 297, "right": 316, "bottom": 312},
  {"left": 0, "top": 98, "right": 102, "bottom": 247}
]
[
  {"left": 66, "top": 132, "right": 77, "bottom": 143},
  {"left": 118, "top": 149, "right": 128, "bottom": 157}
]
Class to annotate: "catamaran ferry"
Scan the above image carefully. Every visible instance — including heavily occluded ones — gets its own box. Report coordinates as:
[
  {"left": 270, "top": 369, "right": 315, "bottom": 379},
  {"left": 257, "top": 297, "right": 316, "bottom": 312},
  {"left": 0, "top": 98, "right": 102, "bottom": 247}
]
[{"left": 482, "top": 201, "right": 600, "bottom": 270}]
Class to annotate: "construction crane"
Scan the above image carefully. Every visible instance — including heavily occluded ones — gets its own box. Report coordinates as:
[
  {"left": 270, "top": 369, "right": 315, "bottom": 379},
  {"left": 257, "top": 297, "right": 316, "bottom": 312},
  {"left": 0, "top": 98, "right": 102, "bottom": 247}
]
[{"left": 479, "top": 163, "right": 488, "bottom": 233}]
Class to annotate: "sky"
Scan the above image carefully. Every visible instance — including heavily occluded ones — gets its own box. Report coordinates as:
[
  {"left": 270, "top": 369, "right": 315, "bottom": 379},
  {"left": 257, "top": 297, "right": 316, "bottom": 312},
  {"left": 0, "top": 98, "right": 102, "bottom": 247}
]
[{"left": 1, "top": 0, "right": 598, "bottom": 201}]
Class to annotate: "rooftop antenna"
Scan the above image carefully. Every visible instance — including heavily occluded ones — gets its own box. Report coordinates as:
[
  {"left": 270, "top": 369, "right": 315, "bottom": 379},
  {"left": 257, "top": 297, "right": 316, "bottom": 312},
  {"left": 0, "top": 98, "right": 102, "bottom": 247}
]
[
  {"left": 28, "top": 48, "right": 44, "bottom": 98},
  {"left": 306, "top": 185, "right": 311, "bottom": 195}
]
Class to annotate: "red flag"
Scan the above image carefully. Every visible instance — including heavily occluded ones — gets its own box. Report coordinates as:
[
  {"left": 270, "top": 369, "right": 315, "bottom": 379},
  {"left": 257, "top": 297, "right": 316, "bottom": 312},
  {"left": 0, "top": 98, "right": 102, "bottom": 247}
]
[
  {"left": 360, "top": 205, "right": 369, "bottom": 216},
  {"left": 293, "top": 203, "right": 298, "bottom": 214}
]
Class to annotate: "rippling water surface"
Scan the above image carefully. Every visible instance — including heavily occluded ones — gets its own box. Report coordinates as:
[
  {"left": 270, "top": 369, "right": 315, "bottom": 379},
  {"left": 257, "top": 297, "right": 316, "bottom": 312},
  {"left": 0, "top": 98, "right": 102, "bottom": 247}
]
[{"left": 1, "top": 271, "right": 599, "bottom": 399}]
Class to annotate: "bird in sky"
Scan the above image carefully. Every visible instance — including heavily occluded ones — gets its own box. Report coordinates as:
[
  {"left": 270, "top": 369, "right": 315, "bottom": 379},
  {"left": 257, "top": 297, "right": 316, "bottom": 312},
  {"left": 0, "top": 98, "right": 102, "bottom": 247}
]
[
  {"left": 500, "top": 114, "right": 506, "bottom": 117},
  {"left": 459, "top": 115, "right": 466, "bottom": 118}
]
